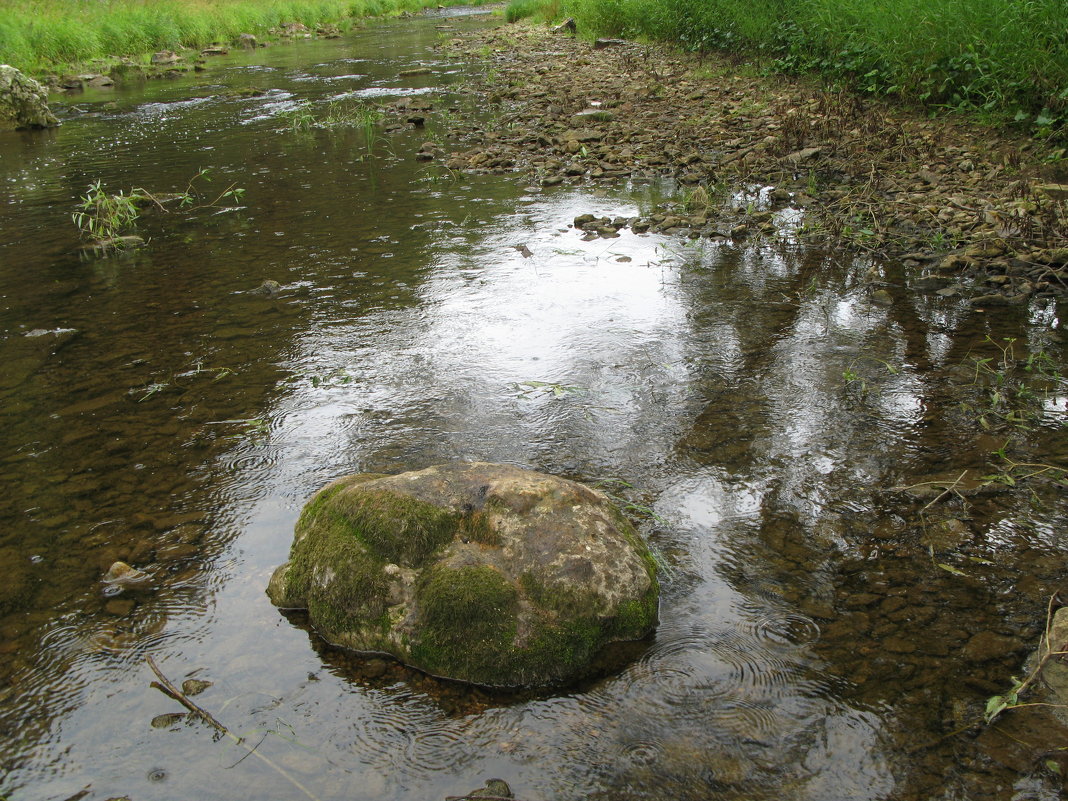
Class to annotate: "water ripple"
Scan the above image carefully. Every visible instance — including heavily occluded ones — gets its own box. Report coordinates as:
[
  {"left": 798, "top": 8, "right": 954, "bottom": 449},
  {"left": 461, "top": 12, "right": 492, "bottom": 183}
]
[{"left": 753, "top": 612, "right": 821, "bottom": 647}]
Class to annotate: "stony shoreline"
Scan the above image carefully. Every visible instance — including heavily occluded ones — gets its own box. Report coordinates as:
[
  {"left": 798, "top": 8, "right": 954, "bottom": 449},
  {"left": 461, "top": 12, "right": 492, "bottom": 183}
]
[{"left": 427, "top": 21, "right": 1068, "bottom": 301}]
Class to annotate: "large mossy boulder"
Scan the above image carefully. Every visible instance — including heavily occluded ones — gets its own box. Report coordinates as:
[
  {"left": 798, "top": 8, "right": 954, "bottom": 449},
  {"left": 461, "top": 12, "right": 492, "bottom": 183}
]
[
  {"left": 0, "top": 65, "right": 59, "bottom": 130},
  {"left": 268, "top": 462, "right": 659, "bottom": 687}
]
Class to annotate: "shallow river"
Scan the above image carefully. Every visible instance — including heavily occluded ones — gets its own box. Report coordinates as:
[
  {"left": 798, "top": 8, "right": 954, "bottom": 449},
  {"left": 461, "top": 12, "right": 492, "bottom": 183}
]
[{"left": 1, "top": 9, "right": 1067, "bottom": 801}]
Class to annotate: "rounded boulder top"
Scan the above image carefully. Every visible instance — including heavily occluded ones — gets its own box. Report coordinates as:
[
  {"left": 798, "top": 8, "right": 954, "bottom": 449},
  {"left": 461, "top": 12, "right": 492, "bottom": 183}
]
[{"left": 268, "top": 462, "right": 660, "bottom": 687}]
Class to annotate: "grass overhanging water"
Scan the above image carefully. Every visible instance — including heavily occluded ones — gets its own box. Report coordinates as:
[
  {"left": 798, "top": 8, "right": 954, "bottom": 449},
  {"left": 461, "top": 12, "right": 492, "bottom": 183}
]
[
  {"left": 0, "top": 0, "right": 491, "bottom": 73},
  {"left": 507, "top": 0, "right": 1068, "bottom": 140}
]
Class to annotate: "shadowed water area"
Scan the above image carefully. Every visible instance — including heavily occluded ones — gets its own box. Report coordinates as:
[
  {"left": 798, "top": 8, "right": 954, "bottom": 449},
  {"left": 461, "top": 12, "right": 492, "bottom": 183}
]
[{"left": 2, "top": 9, "right": 1067, "bottom": 801}]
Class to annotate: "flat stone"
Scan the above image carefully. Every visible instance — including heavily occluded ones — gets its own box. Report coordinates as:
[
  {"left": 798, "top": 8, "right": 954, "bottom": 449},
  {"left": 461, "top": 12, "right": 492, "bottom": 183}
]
[
  {"left": 882, "top": 636, "right": 917, "bottom": 654},
  {"left": 104, "top": 599, "right": 135, "bottom": 616},
  {"left": 963, "top": 631, "right": 1019, "bottom": 662}
]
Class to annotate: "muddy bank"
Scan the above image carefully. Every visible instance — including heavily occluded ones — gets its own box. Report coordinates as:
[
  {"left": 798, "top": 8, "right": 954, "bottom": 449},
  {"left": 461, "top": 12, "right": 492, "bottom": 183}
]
[{"left": 425, "top": 21, "right": 1067, "bottom": 300}]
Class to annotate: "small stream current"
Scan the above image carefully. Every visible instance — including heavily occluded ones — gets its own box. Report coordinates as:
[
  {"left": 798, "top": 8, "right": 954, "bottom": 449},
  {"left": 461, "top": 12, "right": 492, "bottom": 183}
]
[{"left": 1, "top": 9, "right": 1066, "bottom": 801}]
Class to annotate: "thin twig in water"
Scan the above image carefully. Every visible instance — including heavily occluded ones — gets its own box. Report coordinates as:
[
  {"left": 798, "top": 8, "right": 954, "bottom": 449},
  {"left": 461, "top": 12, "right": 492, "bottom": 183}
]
[
  {"left": 147, "top": 655, "right": 322, "bottom": 801},
  {"left": 920, "top": 471, "right": 969, "bottom": 512}
]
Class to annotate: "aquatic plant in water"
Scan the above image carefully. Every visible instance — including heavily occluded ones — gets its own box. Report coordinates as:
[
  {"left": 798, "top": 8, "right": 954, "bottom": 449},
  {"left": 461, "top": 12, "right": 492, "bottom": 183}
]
[
  {"left": 71, "top": 180, "right": 142, "bottom": 242},
  {"left": 72, "top": 169, "right": 245, "bottom": 250}
]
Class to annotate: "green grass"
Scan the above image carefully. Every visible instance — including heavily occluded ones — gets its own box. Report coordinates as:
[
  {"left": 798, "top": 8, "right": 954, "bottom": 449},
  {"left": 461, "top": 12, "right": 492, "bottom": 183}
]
[
  {"left": 507, "top": 0, "right": 1068, "bottom": 137},
  {"left": 0, "top": 0, "right": 491, "bottom": 73}
]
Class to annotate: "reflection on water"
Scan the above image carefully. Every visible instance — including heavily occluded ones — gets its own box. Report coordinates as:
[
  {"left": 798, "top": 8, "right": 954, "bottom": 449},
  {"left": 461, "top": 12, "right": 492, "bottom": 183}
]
[{"left": 1, "top": 9, "right": 1067, "bottom": 801}]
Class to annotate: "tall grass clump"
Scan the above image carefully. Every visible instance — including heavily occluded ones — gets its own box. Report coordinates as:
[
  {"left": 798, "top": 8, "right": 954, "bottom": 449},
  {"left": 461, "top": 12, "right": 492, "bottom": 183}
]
[
  {"left": 506, "top": 0, "right": 560, "bottom": 24},
  {"left": 0, "top": 0, "right": 488, "bottom": 73},
  {"left": 511, "top": 0, "right": 1068, "bottom": 137}
]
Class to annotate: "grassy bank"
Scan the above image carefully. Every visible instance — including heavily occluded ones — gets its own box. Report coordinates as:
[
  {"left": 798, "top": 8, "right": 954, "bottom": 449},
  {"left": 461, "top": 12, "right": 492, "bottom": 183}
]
[
  {"left": 0, "top": 0, "right": 489, "bottom": 73},
  {"left": 508, "top": 0, "right": 1068, "bottom": 139}
]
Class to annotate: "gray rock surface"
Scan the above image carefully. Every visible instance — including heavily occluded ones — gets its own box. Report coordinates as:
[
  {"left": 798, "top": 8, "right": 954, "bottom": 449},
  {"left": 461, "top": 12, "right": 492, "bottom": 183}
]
[{"left": 0, "top": 65, "right": 59, "bottom": 130}]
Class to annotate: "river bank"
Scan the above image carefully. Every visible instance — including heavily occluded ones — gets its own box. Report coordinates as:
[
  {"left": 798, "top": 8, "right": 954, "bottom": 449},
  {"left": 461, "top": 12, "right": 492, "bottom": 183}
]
[
  {"left": 430, "top": 21, "right": 1068, "bottom": 303},
  {"left": 0, "top": 0, "right": 494, "bottom": 75}
]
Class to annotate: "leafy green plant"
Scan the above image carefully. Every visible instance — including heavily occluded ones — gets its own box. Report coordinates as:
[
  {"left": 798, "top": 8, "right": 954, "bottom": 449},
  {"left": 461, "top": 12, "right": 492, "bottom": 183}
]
[
  {"left": 177, "top": 167, "right": 246, "bottom": 208},
  {"left": 682, "top": 184, "right": 711, "bottom": 211},
  {"left": 281, "top": 104, "right": 317, "bottom": 131},
  {"left": 71, "top": 180, "right": 143, "bottom": 242},
  {"left": 965, "top": 336, "right": 1066, "bottom": 430},
  {"left": 843, "top": 354, "right": 899, "bottom": 395},
  {"left": 279, "top": 100, "right": 385, "bottom": 155},
  {"left": 553, "top": 0, "right": 1068, "bottom": 142},
  {"left": 73, "top": 170, "right": 245, "bottom": 250}
]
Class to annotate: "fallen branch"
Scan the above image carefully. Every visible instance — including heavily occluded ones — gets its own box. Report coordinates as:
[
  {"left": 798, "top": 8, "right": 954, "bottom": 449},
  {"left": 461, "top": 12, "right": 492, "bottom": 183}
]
[
  {"left": 920, "top": 471, "right": 969, "bottom": 512},
  {"left": 147, "top": 655, "right": 321, "bottom": 801},
  {"left": 147, "top": 654, "right": 229, "bottom": 734}
]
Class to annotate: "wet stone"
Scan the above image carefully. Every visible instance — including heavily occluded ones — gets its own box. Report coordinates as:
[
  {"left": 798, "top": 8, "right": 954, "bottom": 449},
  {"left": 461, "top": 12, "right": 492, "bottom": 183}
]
[
  {"left": 361, "top": 658, "right": 390, "bottom": 679},
  {"left": 151, "top": 713, "right": 188, "bottom": 729},
  {"left": 181, "top": 679, "right": 212, "bottom": 696},
  {"left": 799, "top": 598, "right": 836, "bottom": 620},
  {"left": 104, "top": 599, "right": 135, "bottom": 616},
  {"left": 917, "top": 638, "right": 951, "bottom": 657},
  {"left": 882, "top": 636, "right": 917, "bottom": 654},
  {"left": 880, "top": 596, "right": 908, "bottom": 615},
  {"left": 872, "top": 622, "right": 898, "bottom": 638},
  {"left": 963, "top": 631, "right": 1021, "bottom": 662},
  {"left": 922, "top": 518, "right": 973, "bottom": 551},
  {"left": 843, "top": 592, "right": 882, "bottom": 609},
  {"left": 463, "top": 779, "right": 513, "bottom": 799}
]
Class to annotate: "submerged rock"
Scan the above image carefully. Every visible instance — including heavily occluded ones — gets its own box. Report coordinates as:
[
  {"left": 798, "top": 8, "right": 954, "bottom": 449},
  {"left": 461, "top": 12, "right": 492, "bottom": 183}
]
[
  {"left": 268, "top": 462, "right": 659, "bottom": 687},
  {"left": 103, "top": 560, "right": 151, "bottom": 588},
  {"left": 0, "top": 327, "right": 78, "bottom": 391},
  {"left": 248, "top": 279, "right": 282, "bottom": 297},
  {"left": 1036, "top": 607, "right": 1068, "bottom": 725},
  {"left": 0, "top": 65, "right": 59, "bottom": 130},
  {"left": 462, "top": 779, "right": 513, "bottom": 799}
]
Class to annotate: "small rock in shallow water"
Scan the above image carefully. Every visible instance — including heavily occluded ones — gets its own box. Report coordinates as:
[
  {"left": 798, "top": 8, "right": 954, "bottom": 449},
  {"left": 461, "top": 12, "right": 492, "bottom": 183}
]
[
  {"left": 104, "top": 599, "right": 135, "bottom": 616},
  {"left": 871, "top": 289, "right": 893, "bottom": 306},
  {"left": 249, "top": 279, "right": 282, "bottom": 297},
  {"left": 151, "top": 712, "right": 188, "bottom": 729},
  {"left": 103, "top": 561, "right": 151, "bottom": 587},
  {"left": 181, "top": 678, "right": 212, "bottom": 696},
  {"left": 463, "top": 779, "right": 513, "bottom": 799},
  {"left": 362, "top": 658, "right": 389, "bottom": 679},
  {"left": 963, "top": 631, "right": 1021, "bottom": 662}
]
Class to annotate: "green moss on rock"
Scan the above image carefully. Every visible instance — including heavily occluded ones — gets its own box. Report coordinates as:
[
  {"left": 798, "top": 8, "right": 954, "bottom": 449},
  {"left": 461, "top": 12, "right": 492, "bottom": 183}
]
[
  {"left": 412, "top": 564, "right": 519, "bottom": 684},
  {"left": 513, "top": 570, "right": 659, "bottom": 683},
  {"left": 281, "top": 524, "right": 389, "bottom": 641},
  {"left": 298, "top": 479, "right": 457, "bottom": 568}
]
